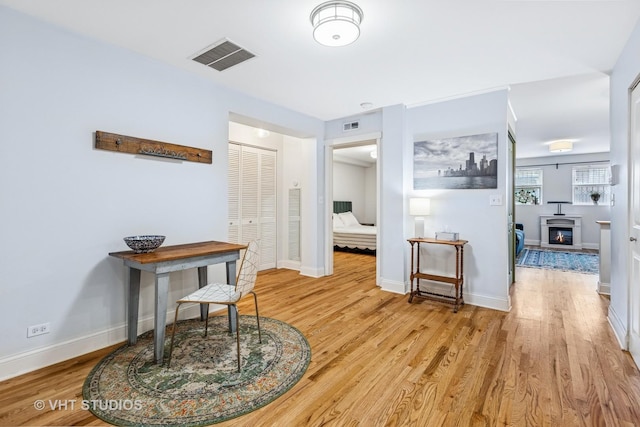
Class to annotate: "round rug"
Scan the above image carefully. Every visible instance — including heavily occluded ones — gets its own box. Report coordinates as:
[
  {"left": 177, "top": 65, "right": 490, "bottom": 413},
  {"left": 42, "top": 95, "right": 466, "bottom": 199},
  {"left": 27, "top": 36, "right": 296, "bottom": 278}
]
[{"left": 83, "top": 316, "right": 310, "bottom": 426}]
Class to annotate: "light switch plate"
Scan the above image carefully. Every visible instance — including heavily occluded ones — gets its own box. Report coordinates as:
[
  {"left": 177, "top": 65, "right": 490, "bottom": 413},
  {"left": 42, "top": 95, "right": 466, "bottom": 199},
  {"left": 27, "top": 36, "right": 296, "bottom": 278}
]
[{"left": 490, "top": 195, "right": 502, "bottom": 206}]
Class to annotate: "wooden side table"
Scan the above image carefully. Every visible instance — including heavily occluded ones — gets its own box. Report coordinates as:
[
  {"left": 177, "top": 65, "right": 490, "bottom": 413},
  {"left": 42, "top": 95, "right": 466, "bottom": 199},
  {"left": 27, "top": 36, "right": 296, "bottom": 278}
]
[{"left": 408, "top": 238, "right": 468, "bottom": 313}]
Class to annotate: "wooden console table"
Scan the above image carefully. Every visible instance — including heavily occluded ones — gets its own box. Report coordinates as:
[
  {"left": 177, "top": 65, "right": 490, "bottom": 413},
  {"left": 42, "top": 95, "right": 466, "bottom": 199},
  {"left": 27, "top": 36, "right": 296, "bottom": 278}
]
[
  {"left": 109, "top": 240, "right": 247, "bottom": 364},
  {"left": 408, "top": 238, "right": 468, "bottom": 313}
]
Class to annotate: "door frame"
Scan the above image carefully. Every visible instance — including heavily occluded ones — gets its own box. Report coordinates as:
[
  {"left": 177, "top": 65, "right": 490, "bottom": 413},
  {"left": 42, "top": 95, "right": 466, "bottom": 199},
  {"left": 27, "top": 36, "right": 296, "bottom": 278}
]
[
  {"left": 508, "top": 129, "right": 517, "bottom": 285},
  {"left": 324, "top": 132, "right": 382, "bottom": 283},
  {"left": 627, "top": 75, "right": 640, "bottom": 366}
]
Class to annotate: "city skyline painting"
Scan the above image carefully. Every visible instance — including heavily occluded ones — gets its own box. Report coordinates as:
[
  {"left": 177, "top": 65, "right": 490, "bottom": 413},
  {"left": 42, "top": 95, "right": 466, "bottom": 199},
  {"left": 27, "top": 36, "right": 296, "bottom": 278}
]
[{"left": 413, "top": 132, "right": 498, "bottom": 190}]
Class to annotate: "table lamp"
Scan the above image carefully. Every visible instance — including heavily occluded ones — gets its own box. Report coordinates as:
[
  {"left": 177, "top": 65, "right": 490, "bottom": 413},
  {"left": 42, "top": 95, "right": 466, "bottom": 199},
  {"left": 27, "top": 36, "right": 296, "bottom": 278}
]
[{"left": 409, "top": 198, "right": 431, "bottom": 237}]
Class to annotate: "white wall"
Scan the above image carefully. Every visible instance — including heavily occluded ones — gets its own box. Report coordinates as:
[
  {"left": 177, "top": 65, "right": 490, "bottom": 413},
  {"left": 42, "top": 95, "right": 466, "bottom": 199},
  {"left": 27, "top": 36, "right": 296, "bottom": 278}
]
[
  {"left": 609, "top": 19, "right": 640, "bottom": 347},
  {"left": 0, "top": 7, "right": 324, "bottom": 379},
  {"left": 406, "top": 90, "right": 512, "bottom": 311},
  {"left": 332, "top": 161, "right": 376, "bottom": 224},
  {"left": 516, "top": 152, "right": 612, "bottom": 248},
  {"left": 364, "top": 164, "right": 377, "bottom": 225}
]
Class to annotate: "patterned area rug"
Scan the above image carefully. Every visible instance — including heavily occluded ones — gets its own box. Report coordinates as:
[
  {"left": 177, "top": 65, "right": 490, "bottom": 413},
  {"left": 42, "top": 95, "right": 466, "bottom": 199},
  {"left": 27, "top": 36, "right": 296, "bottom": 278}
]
[
  {"left": 83, "top": 316, "right": 310, "bottom": 426},
  {"left": 516, "top": 248, "right": 599, "bottom": 274}
]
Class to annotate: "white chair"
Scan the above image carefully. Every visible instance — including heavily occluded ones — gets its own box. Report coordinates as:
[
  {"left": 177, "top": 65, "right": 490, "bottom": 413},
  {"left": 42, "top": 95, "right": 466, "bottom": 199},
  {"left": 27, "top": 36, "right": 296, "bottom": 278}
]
[{"left": 167, "top": 240, "right": 262, "bottom": 371}]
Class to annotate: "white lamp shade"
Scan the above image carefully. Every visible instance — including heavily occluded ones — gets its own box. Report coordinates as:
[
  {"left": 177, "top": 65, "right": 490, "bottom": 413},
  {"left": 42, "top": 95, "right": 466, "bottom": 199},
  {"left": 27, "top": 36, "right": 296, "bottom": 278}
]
[
  {"left": 311, "top": 1, "right": 363, "bottom": 47},
  {"left": 409, "top": 198, "right": 431, "bottom": 216}
]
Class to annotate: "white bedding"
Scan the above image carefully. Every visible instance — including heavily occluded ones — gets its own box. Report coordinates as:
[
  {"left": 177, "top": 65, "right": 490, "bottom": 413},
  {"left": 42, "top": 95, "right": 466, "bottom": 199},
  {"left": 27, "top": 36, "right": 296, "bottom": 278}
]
[{"left": 333, "top": 212, "right": 377, "bottom": 251}]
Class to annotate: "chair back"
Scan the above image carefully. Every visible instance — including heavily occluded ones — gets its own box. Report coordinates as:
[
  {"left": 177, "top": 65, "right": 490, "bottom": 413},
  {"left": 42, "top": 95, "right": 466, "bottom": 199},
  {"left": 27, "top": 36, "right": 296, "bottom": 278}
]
[{"left": 235, "top": 240, "right": 260, "bottom": 296}]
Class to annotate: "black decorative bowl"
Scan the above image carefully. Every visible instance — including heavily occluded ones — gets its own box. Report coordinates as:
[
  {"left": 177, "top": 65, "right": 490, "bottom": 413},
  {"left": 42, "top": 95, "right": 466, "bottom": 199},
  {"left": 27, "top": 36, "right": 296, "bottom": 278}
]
[{"left": 123, "top": 235, "right": 166, "bottom": 253}]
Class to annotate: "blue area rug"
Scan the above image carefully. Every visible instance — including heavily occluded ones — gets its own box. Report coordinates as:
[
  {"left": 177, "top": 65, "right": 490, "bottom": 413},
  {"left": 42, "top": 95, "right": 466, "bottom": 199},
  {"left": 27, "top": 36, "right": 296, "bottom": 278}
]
[{"left": 516, "top": 248, "right": 599, "bottom": 274}]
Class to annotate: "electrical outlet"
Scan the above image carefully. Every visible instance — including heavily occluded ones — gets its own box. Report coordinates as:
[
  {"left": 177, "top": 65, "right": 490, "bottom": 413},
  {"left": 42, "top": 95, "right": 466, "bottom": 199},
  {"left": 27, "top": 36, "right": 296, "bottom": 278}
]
[{"left": 27, "top": 322, "right": 50, "bottom": 338}]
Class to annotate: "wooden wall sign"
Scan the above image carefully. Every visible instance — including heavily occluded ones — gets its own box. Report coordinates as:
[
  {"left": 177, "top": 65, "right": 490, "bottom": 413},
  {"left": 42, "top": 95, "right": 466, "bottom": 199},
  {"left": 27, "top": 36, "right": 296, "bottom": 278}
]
[{"left": 95, "top": 130, "right": 213, "bottom": 164}]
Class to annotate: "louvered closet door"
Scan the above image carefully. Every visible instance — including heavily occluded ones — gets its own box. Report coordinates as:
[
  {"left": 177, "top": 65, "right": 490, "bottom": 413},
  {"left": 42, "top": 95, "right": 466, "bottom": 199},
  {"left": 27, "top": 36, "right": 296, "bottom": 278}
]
[
  {"left": 260, "top": 150, "right": 277, "bottom": 269},
  {"left": 240, "top": 147, "right": 260, "bottom": 244},
  {"left": 228, "top": 144, "right": 277, "bottom": 271},
  {"left": 228, "top": 144, "right": 241, "bottom": 243}
]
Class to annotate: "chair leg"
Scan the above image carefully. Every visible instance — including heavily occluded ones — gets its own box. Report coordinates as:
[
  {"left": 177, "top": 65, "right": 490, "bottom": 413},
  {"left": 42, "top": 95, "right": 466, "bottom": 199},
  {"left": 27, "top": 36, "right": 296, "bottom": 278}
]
[
  {"left": 204, "top": 306, "right": 209, "bottom": 337},
  {"left": 234, "top": 305, "right": 241, "bottom": 372},
  {"left": 167, "top": 303, "right": 182, "bottom": 368},
  {"left": 250, "top": 291, "right": 262, "bottom": 343}
]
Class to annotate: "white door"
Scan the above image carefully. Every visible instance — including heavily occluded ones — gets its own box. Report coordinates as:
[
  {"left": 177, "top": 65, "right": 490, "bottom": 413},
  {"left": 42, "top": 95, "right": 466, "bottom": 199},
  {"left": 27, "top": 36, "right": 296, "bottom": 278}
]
[
  {"left": 629, "top": 80, "right": 640, "bottom": 366},
  {"left": 259, "top": 149, "right": 277, "bottom": 269},
  {"left": 228, "top": 143, "right": 277, "bottom": 271},
  {"left": 228, "top": 144, "right": 241, "bottom": 243},
  {"left": 240, "top": 147, "right": 260, "bottom": 244}
]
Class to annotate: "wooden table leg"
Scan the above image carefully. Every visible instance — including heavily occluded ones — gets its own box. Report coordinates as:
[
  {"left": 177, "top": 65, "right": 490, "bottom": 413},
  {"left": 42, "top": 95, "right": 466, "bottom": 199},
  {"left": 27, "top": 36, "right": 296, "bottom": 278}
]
[
  {"left": 409, "top": 241, "right": 416, "bottom": 303},
  {"left": 460, "top": 245, "right": 465, "bottom": 307}
]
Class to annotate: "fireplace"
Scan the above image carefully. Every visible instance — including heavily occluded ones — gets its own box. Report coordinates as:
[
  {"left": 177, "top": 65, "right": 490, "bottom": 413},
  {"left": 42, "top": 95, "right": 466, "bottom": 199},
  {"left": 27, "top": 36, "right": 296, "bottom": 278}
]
[
  {"left": 540, "top": 215, "right": 582, "bottom": 250},
  {"left": 549, "top": 227, "right": 573, "bottom": 245}
]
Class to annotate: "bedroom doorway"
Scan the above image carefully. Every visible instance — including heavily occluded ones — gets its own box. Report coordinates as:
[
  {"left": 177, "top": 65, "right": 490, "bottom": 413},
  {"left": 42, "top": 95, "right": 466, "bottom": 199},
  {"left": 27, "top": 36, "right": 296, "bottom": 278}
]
[{"left": 325, "top": 133, "right": 381, "bottom": 284}]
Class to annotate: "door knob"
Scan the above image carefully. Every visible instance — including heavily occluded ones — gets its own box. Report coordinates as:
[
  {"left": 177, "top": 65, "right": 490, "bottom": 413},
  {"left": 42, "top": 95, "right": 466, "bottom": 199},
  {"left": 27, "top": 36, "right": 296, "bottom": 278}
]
[{"left": 631, "top": 237, "right": 638, "bottom": 242}]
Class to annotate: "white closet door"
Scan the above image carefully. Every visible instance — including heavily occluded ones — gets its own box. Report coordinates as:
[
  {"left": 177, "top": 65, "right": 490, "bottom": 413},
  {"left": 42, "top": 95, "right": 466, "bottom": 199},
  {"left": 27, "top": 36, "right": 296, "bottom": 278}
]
[
  {"left": 260, "top": 150, "right": 277, "bottom": 269},
  {"left": 228, "top": 143, "right": 277, "bottom": 271},
  {"left": 241, "top": 147, "right": 260, "bottom": 244},
  {"left": 228, "top": 144, "right": 241, "bottom": 244}
]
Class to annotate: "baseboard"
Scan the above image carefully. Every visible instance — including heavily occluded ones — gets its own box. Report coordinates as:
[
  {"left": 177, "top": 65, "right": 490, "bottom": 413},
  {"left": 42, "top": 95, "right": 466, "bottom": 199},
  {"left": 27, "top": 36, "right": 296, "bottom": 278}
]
[
  {"left": 398, "top": 280, "right": 510, "bottom": 312},
  {"left": 597, "top": 281, "right": 611, "bottom": 295},
  {"left": 0, "top": 304, "right": 205, "bottom": 381},
  {"left": 608, "top": 305, "right": 628, "bottom": 350},
  {"left": 523, "top": 240, "right": 598, "bottom": 251},
  {"left": 380, "top": 277, "right": 406, "bottom": 294},
  {"left": 278, "top": 260, "right": 301, "bottom": 271},
  {"left": 466, "top": 292, "right": 510, "bottom": 312},
  {"left": 300, "top": 266, "right": 324, "bottom": 278}
]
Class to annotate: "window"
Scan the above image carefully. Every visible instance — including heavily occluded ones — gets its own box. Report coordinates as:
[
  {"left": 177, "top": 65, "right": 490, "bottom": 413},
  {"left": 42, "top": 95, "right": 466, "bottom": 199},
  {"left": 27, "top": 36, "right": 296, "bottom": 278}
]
[
  {"left": 572, "top": 165, "right": 611, "bottom": 205},
  {"left": 515, "top": 168, "right": 543, "bottom": 205}
]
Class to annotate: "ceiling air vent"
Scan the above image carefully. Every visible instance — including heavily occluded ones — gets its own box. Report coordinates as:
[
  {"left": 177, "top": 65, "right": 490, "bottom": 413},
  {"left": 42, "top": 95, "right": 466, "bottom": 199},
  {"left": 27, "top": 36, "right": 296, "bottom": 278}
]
[
  {"left": 343, "top": 121, "right": 360, "bottom": 132},
  {"left": 192, "top": 39, "right": 255, "bottom": 72}
]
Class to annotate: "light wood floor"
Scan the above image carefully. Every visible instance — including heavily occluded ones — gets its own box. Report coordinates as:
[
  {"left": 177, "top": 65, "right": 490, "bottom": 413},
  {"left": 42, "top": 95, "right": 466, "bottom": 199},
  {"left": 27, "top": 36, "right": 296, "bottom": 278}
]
[{"left": 2, "top": 252, "right": 640, "bottom": 426}]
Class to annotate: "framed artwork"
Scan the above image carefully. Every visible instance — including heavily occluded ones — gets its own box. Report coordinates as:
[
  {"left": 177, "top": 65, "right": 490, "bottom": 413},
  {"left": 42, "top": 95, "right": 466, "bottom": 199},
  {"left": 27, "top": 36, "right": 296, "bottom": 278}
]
[{"left": 413, "top": 132, "right": 498, "bottom": 190}]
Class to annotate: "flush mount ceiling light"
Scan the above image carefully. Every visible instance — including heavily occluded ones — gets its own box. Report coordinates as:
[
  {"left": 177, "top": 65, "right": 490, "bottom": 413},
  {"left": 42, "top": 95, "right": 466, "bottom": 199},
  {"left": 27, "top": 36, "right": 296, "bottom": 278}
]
[
  {"left": 310, "top": 1, "right": 364, "bottom": 47},
  {"left": 549, "top": 140, "right": 573, "bottom": 153}
]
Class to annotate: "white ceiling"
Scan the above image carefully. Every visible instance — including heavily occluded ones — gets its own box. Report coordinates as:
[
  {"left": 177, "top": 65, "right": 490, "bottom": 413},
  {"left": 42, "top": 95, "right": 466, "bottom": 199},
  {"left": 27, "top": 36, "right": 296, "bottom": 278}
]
[
  {"left": 334, "top": 144, "right": 377, "bottom": 166},
  {"left": 3, "top": 0, "right": 639, "bottom": 159}
]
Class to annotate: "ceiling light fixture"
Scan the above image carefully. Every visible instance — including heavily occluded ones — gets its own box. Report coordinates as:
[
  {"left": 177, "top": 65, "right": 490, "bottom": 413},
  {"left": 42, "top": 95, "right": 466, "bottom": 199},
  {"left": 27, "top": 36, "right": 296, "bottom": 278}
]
[
  {"left": 370, "top": 149, "right": 377, "bottom": 159},
  {"left": 310, "top": 1, "right": 364, "bottom": 47},
  {"left": 549, "top": 140, "right": 573, "bottom": 153}
]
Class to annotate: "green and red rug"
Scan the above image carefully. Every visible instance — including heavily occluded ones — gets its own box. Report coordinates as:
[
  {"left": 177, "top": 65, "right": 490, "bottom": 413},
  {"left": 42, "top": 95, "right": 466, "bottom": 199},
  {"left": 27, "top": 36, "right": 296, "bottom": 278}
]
[{"left": 83, "top": 316, "right": 310, "bottom": 426}]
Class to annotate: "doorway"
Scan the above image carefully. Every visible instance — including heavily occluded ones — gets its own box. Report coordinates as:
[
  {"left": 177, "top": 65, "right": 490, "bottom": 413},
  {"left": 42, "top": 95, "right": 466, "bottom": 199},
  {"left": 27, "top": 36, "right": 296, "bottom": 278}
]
[{"left": 325, "top": 133, "right": 381, "bottom": 282}]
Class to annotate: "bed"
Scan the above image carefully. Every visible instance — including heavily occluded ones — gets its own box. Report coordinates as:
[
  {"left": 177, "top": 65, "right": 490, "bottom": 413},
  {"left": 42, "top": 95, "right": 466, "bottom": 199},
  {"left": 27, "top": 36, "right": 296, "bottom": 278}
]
[{"left": 333, "top": 201, "right": 377, "bottom": 253}]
